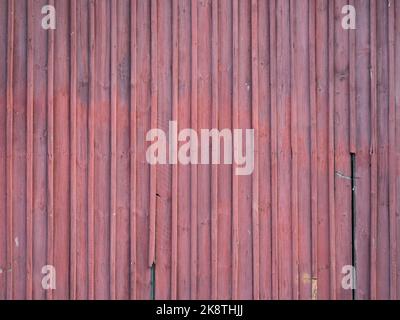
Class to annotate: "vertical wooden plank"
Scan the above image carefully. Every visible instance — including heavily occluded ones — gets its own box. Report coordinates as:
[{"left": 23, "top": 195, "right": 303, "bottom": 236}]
[
  {"left": 388, "top": 0, "right": 397, "bottom": 300},
  {"left": 370, "top": 0, "right": 378, "bottom": 300},
  {"left": 76, "top": 0, "right": 90, "bottom": 300},
  {"left": 46, "top": 0, "right": 55, "bottom": 301},
  {"left": 376, "top": 0, "right": 390, "bottom": 300},
  {"left": 6, "top": 0, "right": 14, "bottom": 301},
  {"left": 258, "top": 0, "right": 272, "bottom": 300},
  {"left": 354, "top": 0, "right": 371, "bottom": 300},
  {"left": 218, "top": 0, "right": 233, "bottom": 300},
  {"left": 190, "top": 0, "right": 198, "bottom": 300},
  {"left": 211, "top": 0, "right": 219, "bottom": 300},
  {"left": 276, "top": 0, "right": 292, "bottom": 299},
  {"left": 237, "top": 0, "right": 253, "bottom": 299},
  {"left": 327, "top": 0, "right": 336, "bottom": 299},
  {"left": 315, "top": 0, "right": 331, "bottom": 300},
  {"left": 177, "top": 0, "right": 192, "bottom": 300},
  {"left": 26, "top": 0, "right": 34, "bottom": 300},
  {"left": 231, "top": 0, "right": 239, "bottom": 300},
  {"left": 130, "top": 0, "right": 138, "bottom": 300},
  {"left": 94, "top": 0, "right": 111, "bottom": 299},
  {"left": 88, "top": 0, "right": 96, "bottom": 300},
  {"left": 70, "top": 0, "right": 78, "bottom": 300},
  {"left": 309, "top": 0, "right": 318, "bottom": 300},
  {"left": 155, "top": 0, "right": 172, "bottom": 299},
  {"left": 13, "top": 0, "right": 28, "bottom": 299},
  {"left": 75, "top": 0, "right": 90, "bottom": 300},
  {"left": 31, "top": 0, "right": 49, "bottom": 300},
  {"left": 53, "top": 0, "right": 71, "bottom": 299},
  {"left": 110, "top": 0, "right": 118, "bottom": 300},
  {"left": 251, "top": 0, "right": 260, "bottom": 300},
  {"left": 395, "top": 0, "right": 400, "bottom": 300},
  {"left": 269, "top": 0, "right": 279, "bottom": 300},
  {"left": 296, "top": 0, "right": 312, "bottom": 300},
  {"left": 349, "top": 0, "right": 357, "bottom": 154},
  {"left": 197, "top": 0, "right": 212, "bottom": 299},
  {"left": 115, "top": 0, "right": 131, "bottom": 300},
  {"left": 0, "top": 0, "right": 8, "bottom": 300},
  {"left": 289, "top": 0, "right": 299, "bottom": 300},
  {"left": 136, "top": 0, "right": 151, "bottom": 299},
  {"left": 171, "top": 0, "right": 178, "bottom": 300},
  {"left": 148, "top": 0, "right": 158, "bottom": 269},
  {"left": 349, "top": 2, "right": 357, "bottom": 298}
]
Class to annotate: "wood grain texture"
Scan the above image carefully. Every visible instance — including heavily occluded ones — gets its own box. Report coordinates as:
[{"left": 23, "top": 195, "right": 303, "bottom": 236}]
[
  {"left": 0, "top": 0, "right": 398, "bottom": 300},
  {"left": 0, "top": 0, "right": 8, "bottom": 301}
]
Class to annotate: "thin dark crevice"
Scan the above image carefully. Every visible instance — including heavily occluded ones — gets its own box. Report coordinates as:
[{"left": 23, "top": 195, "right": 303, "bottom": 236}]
[
  {"left": 350, "top": 153, "right": 356, "bottom": 300},
  {"left": 150, "top": 263, "right": 156, "bottom": 300}
]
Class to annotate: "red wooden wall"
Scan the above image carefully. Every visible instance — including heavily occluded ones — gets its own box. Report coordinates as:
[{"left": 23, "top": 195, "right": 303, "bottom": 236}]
[{"left": 0, "top": 0, "right": 399, "bottom": 300}]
